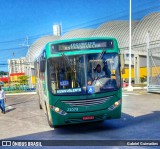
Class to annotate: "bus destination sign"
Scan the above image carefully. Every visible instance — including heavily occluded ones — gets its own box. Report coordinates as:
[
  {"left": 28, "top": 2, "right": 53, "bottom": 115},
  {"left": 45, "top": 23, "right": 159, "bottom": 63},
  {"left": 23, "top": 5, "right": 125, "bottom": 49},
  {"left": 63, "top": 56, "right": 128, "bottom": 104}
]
[{"left": 51, "top": 40, "right": 114, "bottom": 53}]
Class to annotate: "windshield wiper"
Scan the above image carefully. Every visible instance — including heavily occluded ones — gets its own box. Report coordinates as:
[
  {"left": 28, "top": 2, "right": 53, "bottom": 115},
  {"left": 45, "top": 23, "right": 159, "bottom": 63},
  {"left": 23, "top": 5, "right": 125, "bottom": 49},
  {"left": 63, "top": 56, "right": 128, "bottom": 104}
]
[{"left": 99, "top": 49, "right": 106, "bottom": 59}]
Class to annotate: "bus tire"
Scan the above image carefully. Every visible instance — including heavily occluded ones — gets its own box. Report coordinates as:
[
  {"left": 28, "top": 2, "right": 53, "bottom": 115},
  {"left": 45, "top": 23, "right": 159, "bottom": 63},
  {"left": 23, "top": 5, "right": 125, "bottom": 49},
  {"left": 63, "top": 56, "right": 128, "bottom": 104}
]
[
  {"left": 38, "top": 93, "right": 42, "bottom": 109},
  {"left": 45, "top": 104, "right": 54, "bottom": 128}
]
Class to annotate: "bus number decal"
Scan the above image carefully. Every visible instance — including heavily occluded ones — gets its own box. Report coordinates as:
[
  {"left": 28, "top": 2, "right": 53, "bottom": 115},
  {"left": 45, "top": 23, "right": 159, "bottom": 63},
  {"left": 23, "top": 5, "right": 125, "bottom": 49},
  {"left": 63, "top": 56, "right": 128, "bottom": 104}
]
[{"left": 67, "top": 108, "right": 78, "bottom": 112}]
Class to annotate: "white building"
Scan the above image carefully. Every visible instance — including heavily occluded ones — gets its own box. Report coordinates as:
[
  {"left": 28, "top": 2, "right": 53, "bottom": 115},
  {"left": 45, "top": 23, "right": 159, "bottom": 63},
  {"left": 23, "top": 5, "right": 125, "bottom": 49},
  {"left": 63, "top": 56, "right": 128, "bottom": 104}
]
[
  {"left": 8, "top": 57, "right": 25, "bottom": 75},
  {"left": 53, "top": 24, "right": 61, "bottom": 36}
]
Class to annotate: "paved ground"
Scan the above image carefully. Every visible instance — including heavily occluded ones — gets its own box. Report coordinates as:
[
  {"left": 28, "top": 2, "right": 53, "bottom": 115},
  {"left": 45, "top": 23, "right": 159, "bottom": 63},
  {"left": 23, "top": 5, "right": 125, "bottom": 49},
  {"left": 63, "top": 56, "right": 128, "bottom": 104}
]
[{"left": 0, "top": 90, "right": 160, "bottom": 149}]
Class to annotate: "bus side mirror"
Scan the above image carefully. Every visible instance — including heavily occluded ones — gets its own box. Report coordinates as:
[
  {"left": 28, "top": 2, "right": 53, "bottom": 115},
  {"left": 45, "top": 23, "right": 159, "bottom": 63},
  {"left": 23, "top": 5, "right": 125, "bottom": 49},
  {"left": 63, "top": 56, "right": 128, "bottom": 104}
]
[
  {"left": 120, "top": 54, "right": 125, "bottom": 74},
  {"left": 40, "top": 59, "right": 46, "bottom": 72}
]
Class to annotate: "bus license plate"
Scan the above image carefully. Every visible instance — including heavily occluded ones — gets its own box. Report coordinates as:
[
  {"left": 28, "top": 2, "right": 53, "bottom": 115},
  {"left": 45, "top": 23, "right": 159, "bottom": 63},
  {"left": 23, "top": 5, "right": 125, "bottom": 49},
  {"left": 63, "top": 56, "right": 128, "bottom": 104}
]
[{"left": 83, "top": 116, "right": 94, "bottom": 120}]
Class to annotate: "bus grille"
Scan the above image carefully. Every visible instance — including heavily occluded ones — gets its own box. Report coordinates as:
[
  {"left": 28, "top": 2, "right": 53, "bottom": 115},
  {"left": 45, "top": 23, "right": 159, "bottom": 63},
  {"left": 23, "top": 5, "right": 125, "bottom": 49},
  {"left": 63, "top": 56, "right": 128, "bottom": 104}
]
[{"left": 61, "top": 96, "right": 113, "bottom": 106}]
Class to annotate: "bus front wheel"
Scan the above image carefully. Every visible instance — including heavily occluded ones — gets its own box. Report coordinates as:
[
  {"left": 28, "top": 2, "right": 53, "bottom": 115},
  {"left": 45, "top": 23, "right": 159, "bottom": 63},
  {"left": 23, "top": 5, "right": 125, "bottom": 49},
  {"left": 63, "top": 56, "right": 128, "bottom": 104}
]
[
  {"left": 45, "top": 104, "right": 54, "bottom": 128},
  {"left": 38, "top": 93, "right": 42, "bottom": 109}
]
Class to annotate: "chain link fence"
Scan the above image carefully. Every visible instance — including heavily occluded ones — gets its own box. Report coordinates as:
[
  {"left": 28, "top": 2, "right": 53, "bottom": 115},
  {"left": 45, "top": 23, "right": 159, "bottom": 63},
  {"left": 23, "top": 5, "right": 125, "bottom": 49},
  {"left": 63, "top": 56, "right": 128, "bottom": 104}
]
[{"left": 147, "top": 46, "right": 160, "bottom": 93}]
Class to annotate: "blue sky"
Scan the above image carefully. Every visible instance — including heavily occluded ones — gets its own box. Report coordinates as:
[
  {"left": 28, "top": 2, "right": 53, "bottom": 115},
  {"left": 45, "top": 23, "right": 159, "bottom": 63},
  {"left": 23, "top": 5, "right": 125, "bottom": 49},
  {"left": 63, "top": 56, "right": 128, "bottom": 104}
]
[{"left": 0, "top": 0, "right": 160, "bottom": 71}]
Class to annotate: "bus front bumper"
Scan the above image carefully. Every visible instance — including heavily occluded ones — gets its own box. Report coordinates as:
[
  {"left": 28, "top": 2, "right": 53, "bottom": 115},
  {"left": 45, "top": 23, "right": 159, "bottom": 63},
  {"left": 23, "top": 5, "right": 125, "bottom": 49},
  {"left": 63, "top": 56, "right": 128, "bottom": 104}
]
[{"left": 50, "top": 104, "right": 121, "bottom": 127}]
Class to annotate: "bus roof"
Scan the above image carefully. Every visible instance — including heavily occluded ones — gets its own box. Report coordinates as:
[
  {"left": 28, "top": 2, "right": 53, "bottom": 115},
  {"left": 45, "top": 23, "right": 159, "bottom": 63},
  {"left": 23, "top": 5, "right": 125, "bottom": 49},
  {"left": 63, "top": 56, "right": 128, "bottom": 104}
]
[
  {"left": 45, "top": 37, "right": 118, "bottom": 48},
  {"left": 35, "top": 37, "right": 119, "bottom": 60}
]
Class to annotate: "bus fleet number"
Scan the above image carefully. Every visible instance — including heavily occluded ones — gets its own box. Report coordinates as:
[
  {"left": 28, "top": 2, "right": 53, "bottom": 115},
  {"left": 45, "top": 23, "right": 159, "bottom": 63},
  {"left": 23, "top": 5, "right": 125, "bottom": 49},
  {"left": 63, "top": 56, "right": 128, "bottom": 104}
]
[{"left": 67, "top": 108, "right": 78, "bottom": 112}]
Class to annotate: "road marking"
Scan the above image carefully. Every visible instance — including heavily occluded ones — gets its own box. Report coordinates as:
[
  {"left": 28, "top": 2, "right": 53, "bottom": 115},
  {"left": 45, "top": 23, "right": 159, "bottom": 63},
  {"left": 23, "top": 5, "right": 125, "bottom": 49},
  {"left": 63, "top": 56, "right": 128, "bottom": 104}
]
[
  {"left": 122, "top": 94, "right": 128, "bottom": 97},
  {"left": 122, "top": 92, "right": 143, "bottom": 97},
  {"left": 123, "top": 92, "right": 141, "bottom": 95}
]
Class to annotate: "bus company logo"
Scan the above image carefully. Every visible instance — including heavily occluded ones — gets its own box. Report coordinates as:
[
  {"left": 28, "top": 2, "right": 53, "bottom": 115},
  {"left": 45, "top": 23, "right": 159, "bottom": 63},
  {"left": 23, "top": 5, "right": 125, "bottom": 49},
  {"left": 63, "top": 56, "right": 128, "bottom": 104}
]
[{"left": 2, "top": 141, "right": 11, "bottom": 146}]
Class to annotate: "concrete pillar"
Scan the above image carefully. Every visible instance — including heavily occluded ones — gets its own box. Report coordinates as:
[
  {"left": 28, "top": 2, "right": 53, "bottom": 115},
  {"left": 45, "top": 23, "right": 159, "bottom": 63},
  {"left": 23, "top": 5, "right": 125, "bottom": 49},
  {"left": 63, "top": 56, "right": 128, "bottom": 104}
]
[{"left": 134, "top": 54, "right": 140, "bottom": 84}]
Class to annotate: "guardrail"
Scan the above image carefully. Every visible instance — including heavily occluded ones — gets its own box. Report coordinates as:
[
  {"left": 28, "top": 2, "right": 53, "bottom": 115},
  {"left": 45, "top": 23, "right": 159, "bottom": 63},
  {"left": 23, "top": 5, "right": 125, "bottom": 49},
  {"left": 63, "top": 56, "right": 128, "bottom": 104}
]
[{"left": 147, "top": 85, "right": 160, "bottom": 93}]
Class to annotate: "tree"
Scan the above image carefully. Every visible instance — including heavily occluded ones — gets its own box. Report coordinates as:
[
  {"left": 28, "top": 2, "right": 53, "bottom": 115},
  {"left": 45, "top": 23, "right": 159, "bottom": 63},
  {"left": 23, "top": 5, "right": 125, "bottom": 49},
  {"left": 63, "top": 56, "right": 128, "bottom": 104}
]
[
  {"left": 18, "top": 75, "right": 29, "bottom": 85},
  {"left": 0, "top": 71, "right": 7, "bottom": 75}
]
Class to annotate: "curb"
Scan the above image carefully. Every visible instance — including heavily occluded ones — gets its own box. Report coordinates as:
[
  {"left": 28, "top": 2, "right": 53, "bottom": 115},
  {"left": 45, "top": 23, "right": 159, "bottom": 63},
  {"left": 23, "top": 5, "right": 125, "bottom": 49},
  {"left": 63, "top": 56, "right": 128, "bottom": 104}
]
[
  {"left": 122, "top": 87, "right": 147, "bottom": 91},
  {"left": 6, "top": 92, "right": 37, "bottom": 96}
]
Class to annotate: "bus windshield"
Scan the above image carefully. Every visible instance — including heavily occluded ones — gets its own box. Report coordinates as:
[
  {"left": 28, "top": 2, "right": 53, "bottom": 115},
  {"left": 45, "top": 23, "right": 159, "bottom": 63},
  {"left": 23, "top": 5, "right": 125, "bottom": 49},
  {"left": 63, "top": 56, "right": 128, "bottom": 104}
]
[{"left": 48, "top": 53, "right": 120, "bottom": 95}]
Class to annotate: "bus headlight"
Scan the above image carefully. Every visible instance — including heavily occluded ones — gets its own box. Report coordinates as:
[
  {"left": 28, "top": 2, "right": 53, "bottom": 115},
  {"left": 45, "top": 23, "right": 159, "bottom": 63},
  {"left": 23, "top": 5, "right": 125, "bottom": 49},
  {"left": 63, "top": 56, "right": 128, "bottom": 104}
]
[
  {"left": 114, "top": 101, "right": 119, "bottom": 107},
  {"left": 55, "top": 107, "right": 60, "bottom": 112},
  {"left": 50, "top": 105, "right": 67, "bottom": 116},
  {"left": 108, "top": 100, "right": 121, "bottom": 111}
]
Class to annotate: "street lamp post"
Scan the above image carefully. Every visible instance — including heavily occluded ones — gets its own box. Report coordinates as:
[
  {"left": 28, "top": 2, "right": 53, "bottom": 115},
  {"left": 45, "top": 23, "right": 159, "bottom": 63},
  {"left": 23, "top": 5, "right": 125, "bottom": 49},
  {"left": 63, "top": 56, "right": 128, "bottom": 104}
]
[{"left": 127, "top": 0, "right": 133, "bottom": 91}]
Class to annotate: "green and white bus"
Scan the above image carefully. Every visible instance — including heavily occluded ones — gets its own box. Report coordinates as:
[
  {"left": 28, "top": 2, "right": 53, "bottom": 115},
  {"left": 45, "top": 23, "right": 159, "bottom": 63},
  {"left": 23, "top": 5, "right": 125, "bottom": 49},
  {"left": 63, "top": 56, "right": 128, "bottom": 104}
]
[{"left": 35, "top": 37, "right": 122, "bottom": 127}]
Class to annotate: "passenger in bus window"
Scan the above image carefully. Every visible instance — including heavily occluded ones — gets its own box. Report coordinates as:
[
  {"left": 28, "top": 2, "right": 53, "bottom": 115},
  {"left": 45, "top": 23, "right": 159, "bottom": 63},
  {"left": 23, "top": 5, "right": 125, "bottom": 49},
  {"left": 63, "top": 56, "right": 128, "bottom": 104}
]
[
  {"left": 103, "top": 61, "right": 111, "bottom": 78},
  {"left": 59, "top": 68, "right": 65, "bottom": 81}
]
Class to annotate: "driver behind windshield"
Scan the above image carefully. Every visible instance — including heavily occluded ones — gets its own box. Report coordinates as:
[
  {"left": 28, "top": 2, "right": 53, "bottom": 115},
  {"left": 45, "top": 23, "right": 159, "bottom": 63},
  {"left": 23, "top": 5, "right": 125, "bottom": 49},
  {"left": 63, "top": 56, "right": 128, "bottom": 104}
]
[
  {"left": 88, "top": 64, "right": 106, "bottom": 85},
  {"left": 94, "top": 64, "right": 105, "bottom": 80}
]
